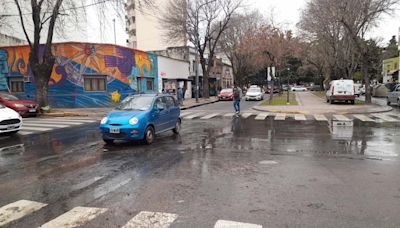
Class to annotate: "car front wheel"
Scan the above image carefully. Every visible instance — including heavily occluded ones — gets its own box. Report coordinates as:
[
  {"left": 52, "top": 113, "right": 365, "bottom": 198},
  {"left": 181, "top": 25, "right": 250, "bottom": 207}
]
[
  {"left": 144, "top": 126, "right": 155, "bottom": 145},
  {"left": 103, "top": 139, "right": 114, "bottom": 145},
  {"left": 173, "top": 119, "right": 181, "bottom": 134},
  {"left": 387, "top": 98, "right": 391, "bottom": 106}
]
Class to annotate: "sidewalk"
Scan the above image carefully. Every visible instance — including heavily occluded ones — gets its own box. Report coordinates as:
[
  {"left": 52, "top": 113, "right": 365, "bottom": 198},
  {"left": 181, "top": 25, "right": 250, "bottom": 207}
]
[
  {"left": 253, "top": 92, "right": 392, "bottom": 115},
  {"left": 41, "top": 97, "right": 219, "bottom": 117}
]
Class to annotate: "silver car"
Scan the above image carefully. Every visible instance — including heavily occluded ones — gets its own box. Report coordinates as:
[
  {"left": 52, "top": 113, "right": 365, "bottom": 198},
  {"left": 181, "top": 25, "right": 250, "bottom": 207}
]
[{"left": 387, "top": 84, "right": 400, "bottom": 106}]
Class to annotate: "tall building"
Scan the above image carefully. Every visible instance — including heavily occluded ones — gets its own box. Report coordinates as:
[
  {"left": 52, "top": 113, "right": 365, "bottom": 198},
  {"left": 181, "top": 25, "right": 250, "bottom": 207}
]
[{"left": 125, "top": 0, "right": 186, "bottom": 51}]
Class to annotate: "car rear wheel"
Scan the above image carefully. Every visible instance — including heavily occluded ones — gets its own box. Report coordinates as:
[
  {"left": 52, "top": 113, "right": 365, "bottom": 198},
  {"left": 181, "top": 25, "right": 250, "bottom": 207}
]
[
  {"left": 173, "top": 119, "right": 181, "bottom": 134},
  {"left": 144, "top": 126, "right": 155, "bottom": 145},
  {"left": 387, "top": 98, "right": 391, "bottom": 106}
]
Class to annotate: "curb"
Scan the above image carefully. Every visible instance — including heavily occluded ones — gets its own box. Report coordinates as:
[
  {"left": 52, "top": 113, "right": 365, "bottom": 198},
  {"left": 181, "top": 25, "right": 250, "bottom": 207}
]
[
  {"left": 340, "top": 106, "right": 393, "bottom": 115},
  {"left": 180, "top": 99, "right": 219, "bottom": 110},
  {"left": 252, "top": 106, "right": 307, "bottom": 115},
  {"left": 252, "top": 105, "right": 393, "bottom": 115}
]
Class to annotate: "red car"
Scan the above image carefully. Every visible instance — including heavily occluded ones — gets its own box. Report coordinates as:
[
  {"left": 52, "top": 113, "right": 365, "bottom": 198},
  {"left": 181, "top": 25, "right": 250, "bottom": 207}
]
[
  {"left": 218, "top": 88, "right": 234, "bottom": 101},
  {"left": 0, "top": 93, "right": 39, "bottom": 117}
]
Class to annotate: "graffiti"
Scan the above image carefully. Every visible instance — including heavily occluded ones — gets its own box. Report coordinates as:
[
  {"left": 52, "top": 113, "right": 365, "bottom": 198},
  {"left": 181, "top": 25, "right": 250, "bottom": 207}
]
[{"left": 0, "top": 43, "right": 158, "bottom": 108}]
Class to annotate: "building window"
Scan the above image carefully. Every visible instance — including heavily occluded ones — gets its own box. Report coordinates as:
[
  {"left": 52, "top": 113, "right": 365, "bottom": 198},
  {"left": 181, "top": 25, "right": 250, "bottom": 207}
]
[
  {"left": 9, "top": 78, "right": 24, "bottom": 93},
  {"left": 146, "top": 79, "right": 154, "bottom": 91},
  {"left": 84, "top": 75, "right": 107, "bottom": 92}
]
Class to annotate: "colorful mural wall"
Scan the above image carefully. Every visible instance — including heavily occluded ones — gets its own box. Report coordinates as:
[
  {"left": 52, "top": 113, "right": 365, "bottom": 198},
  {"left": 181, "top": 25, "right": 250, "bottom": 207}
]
[{"left": 0, "top": 42, "right": 158, "bottom": 108}]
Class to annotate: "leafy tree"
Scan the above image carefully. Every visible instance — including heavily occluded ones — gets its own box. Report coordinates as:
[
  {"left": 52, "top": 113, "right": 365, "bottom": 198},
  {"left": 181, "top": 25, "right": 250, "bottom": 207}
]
[{"left": 383, "top": 35, "right": 399, "bottom": 59}]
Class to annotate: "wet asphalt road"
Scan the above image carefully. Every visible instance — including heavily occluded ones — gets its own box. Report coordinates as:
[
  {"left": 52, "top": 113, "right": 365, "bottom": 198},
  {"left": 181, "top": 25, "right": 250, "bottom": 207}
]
[
  {"left": 189, "top": 97, "right": 264, "bottom": 112},
  {"left": 1, "top": 110, "right": 400, "bottom": 227}
]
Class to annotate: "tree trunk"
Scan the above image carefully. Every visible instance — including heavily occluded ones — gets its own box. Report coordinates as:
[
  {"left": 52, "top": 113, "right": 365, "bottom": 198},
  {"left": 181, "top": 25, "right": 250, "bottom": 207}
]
[
  {"left": 361, "top": 61, "right": 372, "bottom": 104},
  {"left": 203, "top": 70, "right": 210, "bottom": 99},
  {"left": 35, "top": 76, "right": 49, "bottom": 108}
]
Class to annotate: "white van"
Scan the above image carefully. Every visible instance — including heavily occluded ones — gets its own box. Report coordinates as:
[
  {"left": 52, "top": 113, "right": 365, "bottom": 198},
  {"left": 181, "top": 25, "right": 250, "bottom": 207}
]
[{"left": 326, "top": 79, "right": 355, "bottom": 104}]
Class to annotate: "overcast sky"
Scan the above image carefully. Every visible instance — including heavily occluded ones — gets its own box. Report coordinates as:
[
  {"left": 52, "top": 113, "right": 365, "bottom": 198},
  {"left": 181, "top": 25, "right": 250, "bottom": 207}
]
[{"left": 249, "top": 0, "right": 400, "bottom": 45}]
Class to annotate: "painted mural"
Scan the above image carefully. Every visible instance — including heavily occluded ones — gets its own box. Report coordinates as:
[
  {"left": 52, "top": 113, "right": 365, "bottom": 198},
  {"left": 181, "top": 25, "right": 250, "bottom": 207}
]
[{"left": 0, "top": 43, "right": 158, "bottom": 108}]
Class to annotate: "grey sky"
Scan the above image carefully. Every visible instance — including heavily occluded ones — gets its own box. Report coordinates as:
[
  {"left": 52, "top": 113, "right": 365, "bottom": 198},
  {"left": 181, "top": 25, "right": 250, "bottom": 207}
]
[{"left": 249, "top": 0, "right": 400, "bottom": 44}]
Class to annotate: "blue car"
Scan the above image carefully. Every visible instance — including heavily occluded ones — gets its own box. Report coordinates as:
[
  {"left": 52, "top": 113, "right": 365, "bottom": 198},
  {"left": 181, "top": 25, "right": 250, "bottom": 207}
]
[{"left": 100, "top": 94, "right": 181, "bottom": 144}]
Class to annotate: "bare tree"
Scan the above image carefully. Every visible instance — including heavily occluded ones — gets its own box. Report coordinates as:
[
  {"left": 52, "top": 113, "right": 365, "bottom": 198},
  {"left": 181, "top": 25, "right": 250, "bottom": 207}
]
[
  {"left": 219, "top": 11, "right": 264, "bottom": 87},
  {"left": 162, "top": 0, "right": 242, "bottom": 98}
]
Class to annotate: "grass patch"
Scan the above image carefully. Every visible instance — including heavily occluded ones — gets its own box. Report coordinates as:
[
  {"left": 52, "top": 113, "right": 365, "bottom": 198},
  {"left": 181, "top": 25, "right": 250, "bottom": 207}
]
[
  {"left": 260, "top": 93, "right": 298, "bottom": 106},
  {"left": 311, "top": 91, "right": 325, "bottom": 99}
]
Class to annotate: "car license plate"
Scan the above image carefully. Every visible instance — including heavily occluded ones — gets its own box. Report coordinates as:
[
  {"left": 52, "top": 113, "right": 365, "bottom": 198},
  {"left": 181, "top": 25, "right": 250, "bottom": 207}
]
[
  {"left": 110, "top": 128, "right": 120, "bottom": 134},
  {"left": 29, "top": 109, "right": 36, "bottom": 113}
]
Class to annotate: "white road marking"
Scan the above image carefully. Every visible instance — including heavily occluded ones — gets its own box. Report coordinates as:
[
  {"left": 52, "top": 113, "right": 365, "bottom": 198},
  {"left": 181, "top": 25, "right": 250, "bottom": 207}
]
[
  {"left": 22, "top": 123, "right": 70, "bottom": 128},
  {"left": 39, "top": 206, "right": 108, "bottom": 228},
  {"left": 24, "top": 120, "right": 83, "bottom": 125},
  {"left": 179, "top": 112, "right": 192, "bottom": 117},
  {"left": 314, "top": 114, "right": 328, "bottom": 121},
  {"left": 0, "top": 200, "right": 47, "bottom": 227},
  {"left": 224, "top": 113, "right": 235, "bottom": 118},
  {"left": 255, "top": 113, "right": 269, "bottom": 120},
  {"left": 353, "top": 114, "right": 375, "bottom": 122},
  {"left": 20, "top": 126, "right": 53, "bottom": 132},
  {"left": 201, "top": 113, "right": 220, "bottom": 120},
  {"left": 184, "top": 113, "right": 204, "bottom": 120},
  {"left": 294, "top": 114, "right": 307, "bottom": 121},
  {"left": 214, "top": 220, "right": 262, "bottom": 228},
  {"left": 18, "top": 131, "right": 34, "bottom": 135},
  {"left": 34, "top": 119, "right": 96, "bottom": 123},
  {"left": 275, "top": 113, "right": 286, "bottom": 121},
  {"left": 259, "top": 160, "right": 278, "bottom": 165},
  {"left": 122, "top": 211, "right": 178, "bottom": 228},
  {"left": 371, "top": 114, "right": 399, "bottom": 122},
  {"left": 333, "top": 115, "right": 351, "bottom": 121},
  {"left": 241, "top": 113, "right": 254, "bottom": 119}
]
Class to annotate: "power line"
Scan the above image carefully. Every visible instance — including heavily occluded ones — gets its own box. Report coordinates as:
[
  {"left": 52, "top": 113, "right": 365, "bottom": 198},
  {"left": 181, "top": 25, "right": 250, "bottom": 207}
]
[{"left": 0, "top": 0, "right": 115, "bottom": 17}]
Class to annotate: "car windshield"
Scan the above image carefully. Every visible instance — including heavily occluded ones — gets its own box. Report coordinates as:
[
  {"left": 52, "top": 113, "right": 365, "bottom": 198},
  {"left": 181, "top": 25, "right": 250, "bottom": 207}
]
[
  {"left": 221, "top": 89, "right": 232, "bottom": 93},
  {"left": 1, "top": 94, "right": 19, "bottom": 101},
  {"left": 248, "top": 88, "right": 261, "bottom": 93},
  {"left": 115, "top": 96, "right": 154, "bottom": 111}
]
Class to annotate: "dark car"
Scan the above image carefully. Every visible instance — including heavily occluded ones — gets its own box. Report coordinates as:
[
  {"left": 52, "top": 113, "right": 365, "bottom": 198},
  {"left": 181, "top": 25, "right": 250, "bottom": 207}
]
[
  {"left": 0, "top": 93, "right": 39, "bottom": 117},
  {"left": 310, "top": 85, "right": 323, "bottom": 91}
]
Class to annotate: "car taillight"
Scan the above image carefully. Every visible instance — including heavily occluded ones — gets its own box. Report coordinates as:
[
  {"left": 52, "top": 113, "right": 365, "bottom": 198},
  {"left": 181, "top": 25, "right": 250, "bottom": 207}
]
[{"left": 332, "top": 86, "right": 334, "bottom": 95}]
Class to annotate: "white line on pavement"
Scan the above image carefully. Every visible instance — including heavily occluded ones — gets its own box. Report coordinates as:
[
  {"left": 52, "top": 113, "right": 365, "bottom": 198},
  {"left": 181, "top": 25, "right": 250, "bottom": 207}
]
[
  {"left": 255, "top": 113, "right": 269, "bottom": 120},
  {"left": 214, "top": 220, "right": 262, "bottom": 228},
  {"left": 0, "top": 200, "right": 47, "bottom": 227},
  {"left": 122, "top": 211, "right": 178, "bottom": 228},
  {"left": 39, "top": 207, "right": 108, "bottom": 228},
  {"left": 179, "top": 112, "right": 192, "bottom": 117},
  {"left": 23, "top": 120, "right": 83, "bottom": 125},
  {"left": 201, "top": 113, "right": 220, "bottom": 120},
  {"left": 184, "top": 113, "right": 204, "bottom": 120},
  {"left": 275, "top": 113, "right": 286, "bottom": 120},
  {"left": 314, "top": 114, "right": 328, "bottom": 121},
  {"left": 22, "top": 123, "right": 70, "bottom": 128},
  {"left": 333, "top": 115, "right": 351, "bottom": 121},
  {"left": 224, "top": 113, "right": 235, "bottom": 118},
  {"left": 294, "top": 114, "right": 307, "bottom": 121},
  {"left": 371, "top": 114, "right": 399, "bottom": 122},
  {"left": 241, "top": 113, "right": 254, "bottom": 119},
  {"left": 353, "top": 114, "right": 375, "bottom": 122},
  {"left": 20, "top": 126, "right": 54, "bottom": 132}
]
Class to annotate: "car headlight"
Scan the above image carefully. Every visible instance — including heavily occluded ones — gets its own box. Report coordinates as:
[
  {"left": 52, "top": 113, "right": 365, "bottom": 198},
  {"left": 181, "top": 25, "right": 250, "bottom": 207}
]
[
  {"left": 15, "top": 104, "right": 25, "bottom": 108},
  {"left": 100, "top": 117, "right": 108, "bottom": 125},
  {"left": 129, "top": 117, "right": 139, "bottom": 125}
]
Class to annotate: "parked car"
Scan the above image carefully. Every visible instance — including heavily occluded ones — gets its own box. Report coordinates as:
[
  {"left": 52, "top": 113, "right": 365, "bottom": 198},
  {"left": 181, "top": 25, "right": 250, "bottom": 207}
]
[
  {"left": 310, "top": 85, "right": 323, "bottom": 91},
  {"left": 0, "top": 93, "right": 39, "bottom": 117},
  {"left": 291, "top": 86, "right": 307, "bottom": 92},
  {"left": 372, "top": 83, "right": 397, "bottom": 97},
  {"left": 245, "top": 87, "right": 264, "bottom": 101},
  {"left": 266, "top": 87, "right": 280, "bottom": 94},
  {"left": 0, "top": 104, "right": 22, "bottom": 136},
  {"left": 387, "top": 84, "right": 400, "bottom": 106},
  {"left": 326, "top": 79, "right": 355, "bottom": 104},
  {"left": 218, "top": 88, "right": 234, "bottom": 101},
  {"left": 354, "top": 83, "right": 362, "bottom": 97},
  {"left": 100, "top": 94, "right": 181, "bottom": 145}
]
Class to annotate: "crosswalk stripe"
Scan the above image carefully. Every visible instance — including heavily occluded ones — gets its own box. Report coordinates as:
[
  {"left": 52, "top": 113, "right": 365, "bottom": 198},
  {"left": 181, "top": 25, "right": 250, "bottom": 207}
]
[
  {"left": 23, "top": 120, "right": 83, "bottom": 125},
  {"left": 21, "top": 126, "right": 54, "bottom": 132},
  {"left": 275, "top": 113, "right": 286, "bottom": 120},
  {"left": 294, "top": 114, "right": 306, "bottom": 121},
  {"left": 333, "top": 115, "right": 351, "bottom": 121},
  {"left": 255, "top": 113, "right": 269, "bottom": 120},
  {"left": 184, "top": 113, "right": 204, "bottom": 120},
  {"left": 201, "top": 113, "right": 220, "bottom": 120},
  {"left": 180, "top": 112, "right": 192, "bottom": 117},
  {"left": 27, "top": 118, "right": 97, "bottom": 123},
  {"left": 39, "top": 206, "right": 108, "bottom": 228},
  {"left": 314, "top": 114, "right": 328, "bottom": 121},
  {"left": 214, "top": 220, "right": 262, "bottom": 228},
  {"left": 371, "top": 114, "right": 399, "bottom": 122},
  {"left": 121, "top": 211, "right": 178, "bottom": 228},
  {"left": 0, "top": 200, "right": 47, "bottom": 226},
  {"left": 18, "top": 131, "right": 34, "bottom": 135},
  {"left": 22, "top": 123, "right": 70, "bottom": 128},
  {"left": 241, "top": 113, "right": 254, "bottom": 119},
  {"left": 353, "top": 114, "right": 375, "bottom": 122},
  {"left": 224, "top": 113, "right": 235, "bottom": 118}
]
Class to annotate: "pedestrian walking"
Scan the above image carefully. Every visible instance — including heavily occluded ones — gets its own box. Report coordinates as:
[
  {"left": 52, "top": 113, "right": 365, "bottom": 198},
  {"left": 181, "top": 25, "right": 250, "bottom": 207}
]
[
  {"left": 233, "top": 85, "right": 242, "bottom": 115},
  {"left": 177, "top": 87, "right": 184, "bottom": 106}
]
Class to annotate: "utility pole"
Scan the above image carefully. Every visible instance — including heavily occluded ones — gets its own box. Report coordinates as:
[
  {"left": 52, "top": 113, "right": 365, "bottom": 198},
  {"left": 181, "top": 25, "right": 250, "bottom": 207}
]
[
  {"left": 398, "top": 27, "right": 400, "bottom": 83},
  {"left": 113, "top": 18, "right": 116, "bottom": 45},
  {"left": 195, "top": 50, "right": 199, "bottom": 103}
]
